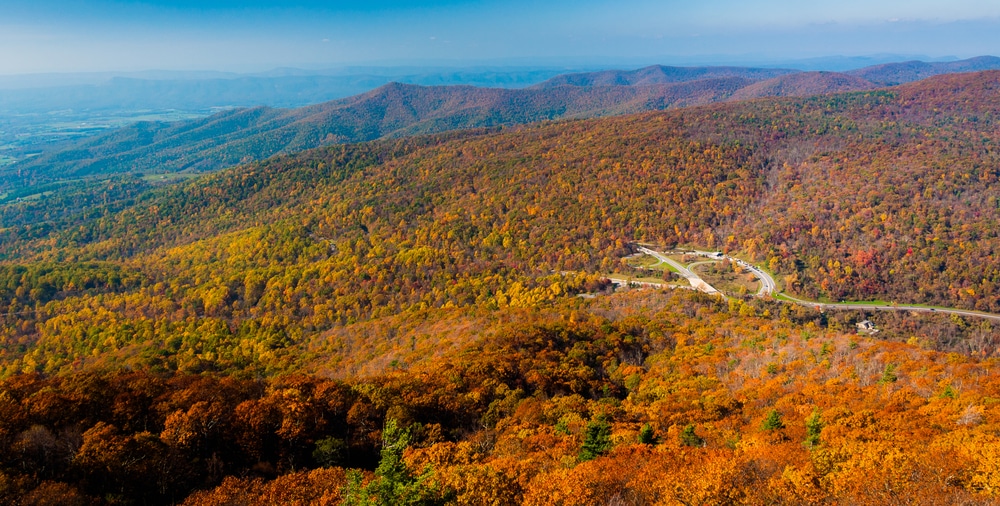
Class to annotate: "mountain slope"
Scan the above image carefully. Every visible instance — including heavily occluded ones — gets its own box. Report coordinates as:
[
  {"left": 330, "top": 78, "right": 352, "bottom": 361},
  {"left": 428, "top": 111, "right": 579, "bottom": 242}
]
[
  {"left": 10, "top": 57, "right": 1000, "bottom": 187},
  {"left": 5, "top": 78, "right": 757, "bottom": 181},
  {"left": 847, "top": 55, "right": 1000, "bottom": 86},
  {"left": 4, "top": 71, "right": 1000, "bottom": 379},
  {"left": 728, "top": 71, "right": 878, "bottom": 100},
  {"left": 2, "top": 289, "right": 997, "bottom": 505},
  {"left": 8, "top": 58, "right": 1000, "bottom": 235},
  {"left": 17, "top": 58, "right": 1000, "bottom": 190}
]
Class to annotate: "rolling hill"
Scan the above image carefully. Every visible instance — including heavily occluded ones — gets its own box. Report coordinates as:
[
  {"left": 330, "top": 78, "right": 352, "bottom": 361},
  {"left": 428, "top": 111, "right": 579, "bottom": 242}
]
[
  {"left": 728, "top": 71, "right": 878, "bottom": 100},
  {"left": 539, "top": 56, "right": 1000, "bottom": 89},
  {"left": 6, "top": 57, "right": 1000, "bottom": 232},
  {"left": 2, "top": 78, "right": 761, "bottom": 182},
  {"left": 0, "top": 67, "right": 580, "bottom": 114},
  {"left": 846, "top": 55, "right": 1000, "bottom": 85}
]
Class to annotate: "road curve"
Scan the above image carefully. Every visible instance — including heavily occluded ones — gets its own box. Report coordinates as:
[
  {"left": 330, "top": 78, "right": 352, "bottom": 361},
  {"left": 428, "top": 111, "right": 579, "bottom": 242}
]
[
  {"left": 637, "top": 247, "right": 720, "bottom": 295},
  {"left": 727, "top": 256, "right": 1000, "bottom": 322},
  {"left": 729, "top": 257, "right": 777, "bottom": 296},
  {"left": 666, "top": 249, "right": 776, "bottom": 296},
  {"left": 638, "top": 245, "right": 1000, "bottom": 323}
]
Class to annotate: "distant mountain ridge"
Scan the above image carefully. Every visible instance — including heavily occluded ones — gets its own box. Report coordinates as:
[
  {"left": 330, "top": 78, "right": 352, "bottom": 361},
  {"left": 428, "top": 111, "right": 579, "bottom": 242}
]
[
  {"left": 531, "top": 65, "right": 797, "bottom": 87},
  {"left": 539, "top": 56, "right": 1000, "bottom": 89},
  {"left": 728, "top": 72, "right": 879, "bottom": 101},
  {"left": 0, "top": 70, "right": 575, "bottom": 114},
  {"left": 0, "top": 77, "right": 769, "bottom": 179},
  {"left": 6, "top": 56, "right": 1000, "bottom": 198},
  {"left": 846, "top": 56, "right": 1000, "bottom": 86}
]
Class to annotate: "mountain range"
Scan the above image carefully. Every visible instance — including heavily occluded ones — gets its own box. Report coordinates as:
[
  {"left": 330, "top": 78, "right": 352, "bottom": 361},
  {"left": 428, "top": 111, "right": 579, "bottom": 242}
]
[
  {"left": 846, "top": 55, "right": 1000, "bottom": 85},
  {"left": 6, "top": 80, "right": 758, "bottom": 179},
  {"left": 0, "top": 67, "right": 588, "bottom": 113},
  {"left": 4, "top": 56, "right": 1000, "bottom": 219}
]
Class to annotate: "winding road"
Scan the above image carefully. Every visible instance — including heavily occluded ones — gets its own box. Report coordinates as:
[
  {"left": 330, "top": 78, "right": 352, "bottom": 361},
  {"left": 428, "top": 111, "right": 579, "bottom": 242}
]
[
  {"left": 775, "top": 293, "right": 1000, "bottom": 323},
  {"left": 637, "top": 247, "right": 719, "bottom": 295},
  {"left": 634, "top": 246, "right": 1000, "bottom": 323},
  {"left": 685, "top": 250, "right": 777, "bottom": 296}
]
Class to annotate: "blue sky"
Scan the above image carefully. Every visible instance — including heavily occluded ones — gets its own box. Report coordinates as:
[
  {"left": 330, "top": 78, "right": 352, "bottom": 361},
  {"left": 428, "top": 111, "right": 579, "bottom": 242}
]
[{"left": 2, "top": 0, "right": 1000, "bottom": 74}]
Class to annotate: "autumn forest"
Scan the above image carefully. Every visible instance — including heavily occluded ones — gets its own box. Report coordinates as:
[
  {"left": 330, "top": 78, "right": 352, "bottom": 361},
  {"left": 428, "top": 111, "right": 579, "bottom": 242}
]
[{"left": 3, "top": 68, "right": 1000, "bottom": 504}]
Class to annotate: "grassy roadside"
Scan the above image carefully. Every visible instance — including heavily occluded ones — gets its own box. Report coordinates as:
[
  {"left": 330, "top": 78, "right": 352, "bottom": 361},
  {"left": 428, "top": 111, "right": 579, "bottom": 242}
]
[
  {"left": 602, "top": 272, "right": 681, "bottom": 286},
  {"left": 660, "top": 261, "right": 681, "bottom": 275},
  {"left": 626, "top": 253, "right": 680, "bottom": 274}
]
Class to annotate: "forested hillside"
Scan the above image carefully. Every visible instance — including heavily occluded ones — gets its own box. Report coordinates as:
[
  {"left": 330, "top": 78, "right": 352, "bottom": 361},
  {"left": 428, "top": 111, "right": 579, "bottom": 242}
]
[
  {"left": 3, "top": 70, "right": 1000, "bottom": 373},
  {"left": 1, "top": 290, "right": 999, "bottom": 504},
  {"left": 728, "top": 71, "right": 878, "bottom": 100},
  {"left": 10, "top": 56, "right": 1000, "bottom": 194},
  {"left": 3, "top": 70, "right": 1000, "bottom": 504},
  {"left": 10, "top": 58, "right": 1000, "bottom": 232}
]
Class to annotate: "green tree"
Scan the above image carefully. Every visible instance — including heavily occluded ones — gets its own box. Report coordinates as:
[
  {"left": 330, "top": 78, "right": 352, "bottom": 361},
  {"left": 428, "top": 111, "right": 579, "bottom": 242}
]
[
  {"left": 313, "top": 436, "right": 347, "bottom": 468},
  {"left": 637, "top": 423, "right": 657, "bottom": 445},
  {"left": 679, "top": 424, "right": 703, "bottom": 447},
  {"left": 761, "top": 409, "right": 785, "bottom": 432},
  {"left": 940, "top": 384, "right": 957, "bottom": 399},
  {"left": 342, "top": 419, "right": 448, "bottom": 506},
  {"left": 804, "top": 409, "right": 823, "bottom": 449},
  {"left": 879, "top": 363, "right": 898, "bottom": 384},
  {"left": 579, "top": 417, "right": 613, "bottom": 461}
]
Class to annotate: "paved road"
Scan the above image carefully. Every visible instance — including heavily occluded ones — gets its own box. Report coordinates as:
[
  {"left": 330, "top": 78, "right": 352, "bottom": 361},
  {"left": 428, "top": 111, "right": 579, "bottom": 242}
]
[
  {"left": 735, "top": 259, "right": 777, "bottom": 296},
  {"left": 729, "top": 259, "right": 1000, "bottom": 322},
  {"left": 638, "top": 247, "right": 719, "bottom": 295},
  {"left": 680, "top": 249, "right": 776, "bottom": 296},
  {"left": 643, "top": 245, "right": 1000, "bottom": 323},
  {"left": 777, "top": 294, "right": 1000, "bottom": 323}
]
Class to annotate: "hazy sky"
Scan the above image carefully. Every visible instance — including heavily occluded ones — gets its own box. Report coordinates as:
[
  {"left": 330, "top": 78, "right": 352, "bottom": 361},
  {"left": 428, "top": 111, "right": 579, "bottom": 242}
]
[{"left": 2, "top": 0, "right": 1000, "bottom": 74}]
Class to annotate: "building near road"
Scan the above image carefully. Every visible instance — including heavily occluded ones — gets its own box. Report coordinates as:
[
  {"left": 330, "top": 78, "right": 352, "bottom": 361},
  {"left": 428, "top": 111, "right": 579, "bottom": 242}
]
[{"left": 856, "top": 320, "right": 879, "bottom": 335}]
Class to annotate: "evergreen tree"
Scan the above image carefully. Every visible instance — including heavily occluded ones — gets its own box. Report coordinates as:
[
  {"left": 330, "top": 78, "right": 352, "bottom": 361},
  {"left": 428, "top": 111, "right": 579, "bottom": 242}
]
[
  {"left": 637, "top": 423, "right": 657, "bottom": 445},
  {"left": 579, "top": 417, "right": 613, "bottom": 461},
  {"left": 679, "top": 424, "right": 703, "bottom": 447},
  {"left": 804, "top": 409, "right": 823, "bottom": 449},
  {"left": 343, "top": 419, "right": 448, "bottom": 506},
  {"left": 761, "top": 409, "right": 785, "bottom": 432},
  {"left": 313, "top": 436, "right": 347, "bottom": 468},
  {"left": 879, "top": 363, "right": 898, "bottom": 384},
  {"left": 940, "top": 384, "right": 957, "bottom": 399}
]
